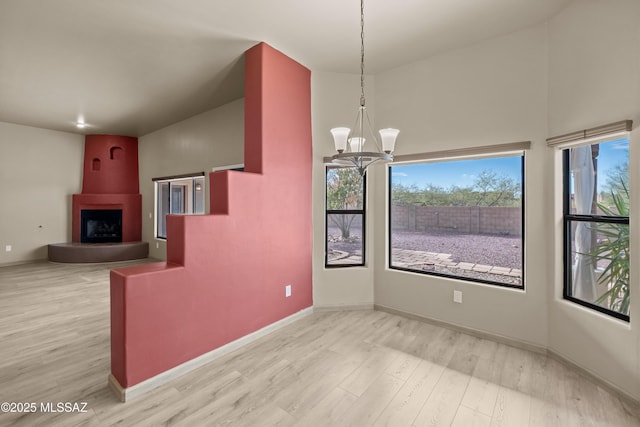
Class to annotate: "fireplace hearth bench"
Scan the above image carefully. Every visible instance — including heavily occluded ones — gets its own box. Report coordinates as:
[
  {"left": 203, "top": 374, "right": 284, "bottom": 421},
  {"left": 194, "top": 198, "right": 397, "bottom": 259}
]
[{"left": 48, "top": 241, "right": 148, "bottom": 263}]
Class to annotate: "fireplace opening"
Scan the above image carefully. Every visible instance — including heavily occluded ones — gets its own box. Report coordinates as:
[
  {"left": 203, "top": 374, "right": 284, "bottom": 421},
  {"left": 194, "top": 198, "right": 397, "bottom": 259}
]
[{"left": 81, "top": 209, "right": 123, "bottom": 243}]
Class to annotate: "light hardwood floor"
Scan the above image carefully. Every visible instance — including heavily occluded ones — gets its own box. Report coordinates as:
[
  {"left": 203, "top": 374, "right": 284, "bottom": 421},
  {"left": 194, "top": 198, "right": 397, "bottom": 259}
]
[{"left": 0, "top": 260, "right": 639, "bottom": 426}]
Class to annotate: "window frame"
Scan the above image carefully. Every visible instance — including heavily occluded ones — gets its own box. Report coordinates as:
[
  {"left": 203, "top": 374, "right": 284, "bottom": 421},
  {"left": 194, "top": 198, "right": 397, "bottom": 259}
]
[
  {"left": 153, "top": 172, "right": 205, "bottom": 240},
  {"left": 324, "top": 165, "right": 366, "bottom": 268},
  {"left": 562, "top": 148, "right": 630, "bottom": 321},
  {"left": 387, "top": 154, "right": 525, "bottom": 289}
]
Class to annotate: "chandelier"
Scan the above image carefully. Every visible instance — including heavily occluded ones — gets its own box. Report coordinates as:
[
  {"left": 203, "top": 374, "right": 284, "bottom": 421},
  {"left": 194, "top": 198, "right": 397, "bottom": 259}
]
[{"left": 330, "top": 0, "right": 399, "bottom": 176}]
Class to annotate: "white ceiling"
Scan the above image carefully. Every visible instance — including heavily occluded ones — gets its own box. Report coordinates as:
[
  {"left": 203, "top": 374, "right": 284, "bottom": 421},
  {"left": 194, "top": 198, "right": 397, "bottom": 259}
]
[{"left": 0, "top": 0, "right": 571, "bottom": 136}]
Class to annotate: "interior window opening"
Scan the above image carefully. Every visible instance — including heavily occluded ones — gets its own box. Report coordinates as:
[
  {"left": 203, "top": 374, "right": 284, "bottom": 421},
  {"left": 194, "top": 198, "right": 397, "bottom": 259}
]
[{"left": 154, "top": 174, "right": 205, "bottom": 239}]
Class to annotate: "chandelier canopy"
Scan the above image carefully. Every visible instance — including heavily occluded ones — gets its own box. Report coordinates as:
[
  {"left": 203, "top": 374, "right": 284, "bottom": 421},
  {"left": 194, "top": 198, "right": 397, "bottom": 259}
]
[{"left": 330, "top": 0, "right": 399, "bottom": 176}]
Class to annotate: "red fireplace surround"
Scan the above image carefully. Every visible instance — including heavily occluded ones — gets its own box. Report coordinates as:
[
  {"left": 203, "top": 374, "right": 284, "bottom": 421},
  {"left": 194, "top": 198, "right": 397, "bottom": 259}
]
[{"left": 72, "top": 135, "right": 142, "bottom": 243}]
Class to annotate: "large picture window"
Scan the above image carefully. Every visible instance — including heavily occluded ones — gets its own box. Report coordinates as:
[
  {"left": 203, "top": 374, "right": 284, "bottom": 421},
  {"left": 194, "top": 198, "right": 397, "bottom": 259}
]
[
  {"left": 563, "top": 137, "right": 630, "bottom": 320},
  {"left": 389, "top": 154, "right": 524, "bottom": 288},
  {"left": 154, "top": 173, "right": 205, "bottom": 239},
  {"left": 325, "top": 166, "right": 365, "bottom": 267}
]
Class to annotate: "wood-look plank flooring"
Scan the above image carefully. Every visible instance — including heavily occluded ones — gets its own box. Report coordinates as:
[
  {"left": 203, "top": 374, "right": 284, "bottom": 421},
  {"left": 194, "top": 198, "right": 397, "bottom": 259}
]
[{"left": 1, "top": 260, "right": 639, "bottom": 426}]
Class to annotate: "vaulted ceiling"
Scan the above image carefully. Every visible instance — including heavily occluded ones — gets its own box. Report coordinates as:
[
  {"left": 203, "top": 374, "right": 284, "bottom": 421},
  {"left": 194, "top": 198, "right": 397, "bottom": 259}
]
[{"left": 0, "top": 0, "right": 571, "bottom": 136}]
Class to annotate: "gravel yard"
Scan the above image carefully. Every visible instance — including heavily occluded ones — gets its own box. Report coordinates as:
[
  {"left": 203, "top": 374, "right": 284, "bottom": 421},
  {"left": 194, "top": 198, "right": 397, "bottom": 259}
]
[
  {"left": 328, "top": 228, "right": 523, "bottom": 285},
  {"left": 328, "top": 227, "right": 522, "bottom": 269},
  {"left": 391, "top": 230, "right": 522, "bottom": 270}
]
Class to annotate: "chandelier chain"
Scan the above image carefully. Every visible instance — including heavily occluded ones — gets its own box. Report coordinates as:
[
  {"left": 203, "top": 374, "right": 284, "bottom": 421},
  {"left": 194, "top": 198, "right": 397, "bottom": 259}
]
[
  {"left": 329, "top": 0, "right": 397, "bottom": 176},
  {"left": 360, "top": 0, "right": 365, "bottom": 108}
]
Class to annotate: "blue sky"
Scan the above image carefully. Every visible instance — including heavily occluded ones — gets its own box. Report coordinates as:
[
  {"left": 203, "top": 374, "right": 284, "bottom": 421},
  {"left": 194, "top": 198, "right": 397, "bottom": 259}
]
[
  {"left": 595, "top": 137, "right": 629, "bottom": 192},
  {"left": 390, "top": 155, "right": 522, "bottom": 189},
  {"left": 390, "top": 137, "right": 629, "bottom": 192}
]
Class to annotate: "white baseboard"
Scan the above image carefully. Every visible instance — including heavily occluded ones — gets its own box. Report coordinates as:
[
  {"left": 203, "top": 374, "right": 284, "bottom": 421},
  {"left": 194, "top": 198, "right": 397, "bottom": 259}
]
[
  {"left": 0, "top": 259, "right": 46, "bottom": 268},
  {"left": 108, "top": 373, "right": 125, "bottom": 402},
  {"left": 109, "top": 306, "right": 314, "bottom": 402},
  {"left": 108, "top": 303, "right": 640, "bottom": 408},
  {"left": 374, "top": 303, "right": 640, "bottom": 407},
  {"left": 547, "top": 348, "right": 640, "bottom": 409},
  {"left": 313, "top": 303, "right": 373, "bottom": 312},
  {"left": 374, "top": 304, "right": 546, "bottom": 354}
]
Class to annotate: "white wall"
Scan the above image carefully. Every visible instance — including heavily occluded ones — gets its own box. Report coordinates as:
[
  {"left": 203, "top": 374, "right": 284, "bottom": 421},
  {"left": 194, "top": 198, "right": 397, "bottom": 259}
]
[
  {"left": 312, "top": 0, "right": 640, "bottom": 402},
  {"left": 0, "top": 121, "right": 83, "bottom": 265},
  {"left": 138, "top": 99, "right": 244, "bottom": 260},
  {"left": 371, "top": 25, "right": 549, "bottom": 347},
  {"left": 547, "top": 0, "right": 640, "bottom": 136},
  {"left": 311, "top": 72, "right": 375, "bottom": 308},
  {"left": 547, "top": 0, "right": 640, "bottom": 401}
]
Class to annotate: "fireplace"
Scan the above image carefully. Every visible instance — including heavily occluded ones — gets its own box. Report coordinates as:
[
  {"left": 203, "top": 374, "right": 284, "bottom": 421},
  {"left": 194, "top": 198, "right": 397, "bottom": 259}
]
[
  {"left": 49, "top": 135, "right": 147, "bottom": 262},
  {"left": 81, "top": 209, "right": 123, "bottom": 243}
]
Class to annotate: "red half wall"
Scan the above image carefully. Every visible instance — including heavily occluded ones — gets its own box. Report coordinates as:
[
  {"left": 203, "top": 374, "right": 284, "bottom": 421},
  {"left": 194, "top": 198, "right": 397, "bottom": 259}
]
[{"left": 110, "top": 43, "right": 313, "bottom": 388}]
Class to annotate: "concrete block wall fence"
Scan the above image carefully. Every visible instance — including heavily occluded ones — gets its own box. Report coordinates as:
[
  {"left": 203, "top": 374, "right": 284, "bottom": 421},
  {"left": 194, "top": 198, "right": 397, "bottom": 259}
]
[{"left": 391, "top": 204, "right": 521, "bottom": 236}]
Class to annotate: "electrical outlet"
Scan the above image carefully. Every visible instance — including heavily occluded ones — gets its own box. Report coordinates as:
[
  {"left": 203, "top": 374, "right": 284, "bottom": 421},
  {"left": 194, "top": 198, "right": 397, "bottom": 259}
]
[
  {"left": 5, "top": 245, "right": 11, "bottom": 252},
  {"left": 453, "top": 290, "right": 462, "bottom": 304},
  {"left": 285, "top": 284, "right": 292, "bottom": 297}
]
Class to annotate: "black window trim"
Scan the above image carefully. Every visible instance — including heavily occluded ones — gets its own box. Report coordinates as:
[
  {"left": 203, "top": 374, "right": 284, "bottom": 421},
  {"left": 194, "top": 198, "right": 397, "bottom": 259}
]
[
  {"left": 387, "top": 154, "right": 526, "bottom": 290},
  {"left": 152, "top": 171, "right": 205, "bottom": 181},
  {"left": 325, "top": 166, "right": 366, "bottom": 268},
  {"left": 561, "top": 150, "right": 630, "bottom": 322}
]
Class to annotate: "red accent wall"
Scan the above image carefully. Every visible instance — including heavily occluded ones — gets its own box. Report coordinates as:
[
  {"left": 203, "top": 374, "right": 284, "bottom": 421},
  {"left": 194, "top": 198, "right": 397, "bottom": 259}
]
[
  {"left": 110, "top": 43, "right": 313, "bottom": 387},
  {"left": 72, "top": 135, "right": 141, "bottom": 242},
  {"left": 82, "top": 135, "right": 139, "bottom": 194}
]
